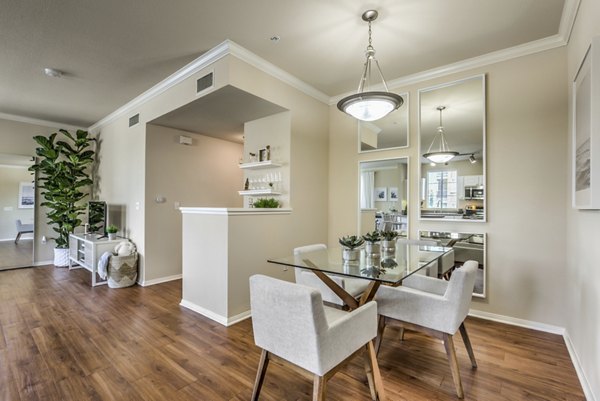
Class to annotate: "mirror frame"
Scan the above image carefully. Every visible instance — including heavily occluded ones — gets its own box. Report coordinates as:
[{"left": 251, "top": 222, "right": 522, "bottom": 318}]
[
  {"left": 358, "top": 92, "right": 410, "bottom": 153},
  {"left": 357, "top": 156, "right": 410, "bottom": 237},
  {"left": 419, "top": 230, "right": 487, "bottom": 298},
  {"left": 417, "top": 75, "right": 487, "bottom": 223}
]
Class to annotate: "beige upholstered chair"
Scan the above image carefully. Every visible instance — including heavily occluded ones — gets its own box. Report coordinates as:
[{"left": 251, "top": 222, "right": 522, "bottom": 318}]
[
  {"left": 14, "top": 219, "right": 33, "bottom": 243},
  {"left": 249, "top": 274, "right": 379, "bottom": 401},
  {"left": 375, "top": 261, "right": 479, "bottom": 398},
  {"left": 293, "top": 244, "right": 369, "bottom": 307}
]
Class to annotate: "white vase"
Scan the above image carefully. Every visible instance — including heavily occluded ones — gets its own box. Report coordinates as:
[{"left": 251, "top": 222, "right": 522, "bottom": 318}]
[
  {"left": 342, "top": 248, "right": 360, "bottom": 262},
  {"left": 53, "top": 248, "right": 70, "bottom": 267},
  {"left": 108, "top": 233, "right": 117, "bottom": 240},
  {"left": 365, "top": 242, "right": 380, "bottom": 255}
]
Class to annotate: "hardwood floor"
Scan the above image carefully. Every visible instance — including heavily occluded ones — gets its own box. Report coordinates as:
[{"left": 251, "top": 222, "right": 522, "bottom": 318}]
[
  {"left": 0, "top": 239, "right": 33, "bottom": 271},
  {"left": 0, "top": 266, "right": 585, "bottom": 401}
]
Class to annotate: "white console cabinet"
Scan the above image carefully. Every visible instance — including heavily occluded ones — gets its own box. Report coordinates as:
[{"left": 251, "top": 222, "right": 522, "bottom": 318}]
[{"left": 69, "top": 233, "right": 124, "bottom": 286}]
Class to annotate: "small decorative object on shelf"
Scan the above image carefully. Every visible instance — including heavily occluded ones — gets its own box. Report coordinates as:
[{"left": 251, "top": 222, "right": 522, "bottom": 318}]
[
  {"left": 106, "top": 224, "right": 118, "bottom": 240},
  {"left": 244, "top": 178, "right": 249, "bottom": 190},
  {"left": 266, "top": 145, "right": 271, "bottom": 160},
  {"left": 258, "top": 148, "right": 267, "bottom": 162},
  {"left": 339, "top": 235, "right": 364, "bottom": 262},
  {"left": 249, "top": 152, "right": 257, "bottom": 163},
  {"left": 362, "top": 231, "right": 381, "bottom": 255},
  {"left": 252, "top": 198, "right": 280, "bottom": 208}
]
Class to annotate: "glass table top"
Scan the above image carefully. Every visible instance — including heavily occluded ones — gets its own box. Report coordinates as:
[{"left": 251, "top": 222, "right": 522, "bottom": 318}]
[{"left": 268, "top": 244, "right": 452, "bottom": 285}]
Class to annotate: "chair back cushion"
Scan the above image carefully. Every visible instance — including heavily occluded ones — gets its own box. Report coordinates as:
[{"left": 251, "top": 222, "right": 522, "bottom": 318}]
[
  {"left": 444, "top": 260, "right": 478, "bottom": 328},
  {"left": 293, "top": 244, "right": 327, "bottom": 284},
  {"left": 250, "top": 275, "right": 328, "bottom": 373}
]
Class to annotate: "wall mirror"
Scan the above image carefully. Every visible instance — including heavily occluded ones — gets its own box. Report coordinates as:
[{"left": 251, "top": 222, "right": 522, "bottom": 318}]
[
  {"left": 359, "top": 92, "right": 409, "bottom": 152},
  {"left": 0, "top": 153, "right": 35, "bottom": 271},
  {"left": 419, "top": 230, "right": 486, "bottom": 298},
  {"left": 358, "top": 157, "right": 409, "bottom": 237},
  {"left": 419, "top": 76, "right": 486, "bottom": 222}
]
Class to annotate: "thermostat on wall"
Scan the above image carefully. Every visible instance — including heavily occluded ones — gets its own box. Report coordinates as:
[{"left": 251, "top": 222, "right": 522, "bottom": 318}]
[{"left": 179, "top": 135, "right": 192, "bottom": 145}]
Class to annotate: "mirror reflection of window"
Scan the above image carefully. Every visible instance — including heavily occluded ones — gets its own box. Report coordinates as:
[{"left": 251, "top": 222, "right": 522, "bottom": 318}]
[{"left": 419, "top": 75, "right": 485, "bottom": 221}]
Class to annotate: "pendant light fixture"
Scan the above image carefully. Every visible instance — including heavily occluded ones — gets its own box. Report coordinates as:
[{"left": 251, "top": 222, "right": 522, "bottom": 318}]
[
  {"left": 423, "top": 106, "right": 459, "bottom": 163},
  {"left": 337, "top": 10, "right": 403, "bottom": 122}
]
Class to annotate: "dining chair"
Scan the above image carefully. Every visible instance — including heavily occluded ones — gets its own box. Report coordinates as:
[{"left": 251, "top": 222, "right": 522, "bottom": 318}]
[
  {"left": 14, "top": 219, "right": 34, "bottom": 243},
  {"left": 294, "top": 244, "right": 369, "bottom": 307},
  {"left": 249, "top": 274, "right": 381, "bottom": 401},
  {"left": 374, "top": 261, "right": 478, "bottom": 398}
]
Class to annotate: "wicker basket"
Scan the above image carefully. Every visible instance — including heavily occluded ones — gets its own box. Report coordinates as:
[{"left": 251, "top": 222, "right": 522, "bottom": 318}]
[{"left": 107, "top": 252, "right": 138, "bottom": 288}]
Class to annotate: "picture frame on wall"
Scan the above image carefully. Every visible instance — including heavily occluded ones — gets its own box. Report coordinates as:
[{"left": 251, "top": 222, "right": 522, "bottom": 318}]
[
  {"left": 18, "top": 182, "right": 34, "bottom": 209},
  {"left": 258, "top": 148, "right": 267, "bottom": 162},
  {"left": 389, "top": 187, "right": 399, "bottom": 200},
  {"left": 573, "top": 35, "right": 600, "bottom": 209},
  {"left": 374, "top": 187, "right": 387, "bottom": 202}
]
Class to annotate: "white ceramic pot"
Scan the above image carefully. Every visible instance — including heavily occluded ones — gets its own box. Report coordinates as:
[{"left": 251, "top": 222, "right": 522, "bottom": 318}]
[
  {"left": 382, "top": 239, "right": 396, "bottom": 252},
  {"left": 342, "top": 248, "right": 360, "bottom": 261},
  {"left": 53, "top": 248, "right": 70, "bottom": 267},
  {"left": 365, "top": 242, "right": 380, "bottom": 255},
  {"left": 108, "top": 233, "right": 117, "bottom": 240}
]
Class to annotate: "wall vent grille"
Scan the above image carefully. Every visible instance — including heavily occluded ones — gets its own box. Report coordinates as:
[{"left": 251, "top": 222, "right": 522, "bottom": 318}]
[
  {"left": 129, "top": 114, "right": 140, "bottom": 127},
  {"left": 197, "top": 72, "right": 214, "bottom": 93}
]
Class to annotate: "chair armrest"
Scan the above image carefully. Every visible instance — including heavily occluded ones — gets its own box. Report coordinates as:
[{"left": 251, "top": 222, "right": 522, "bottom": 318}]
[
  {"left": 402, "top": 274, "right": 448, "bottom": 296},
  {"left": 315, "top": 301, "right": 378, "bottom": 375}
]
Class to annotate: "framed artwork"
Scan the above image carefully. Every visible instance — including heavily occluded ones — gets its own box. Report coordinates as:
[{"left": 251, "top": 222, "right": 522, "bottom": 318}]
[
  {"left": 18, "top": 182, "right": 34, "bottom": 208},
  {"left": 573, "top": 35, "right": 600, "bottom": 209},
  {"left": 258, "top": 148, "right": 268, "bottom": 162},
  {"left": 374, "top": 187, "right": 387, "bottom": 202},
  {"left": 389, "top": 187, "right": 399, "bottom": 200}
]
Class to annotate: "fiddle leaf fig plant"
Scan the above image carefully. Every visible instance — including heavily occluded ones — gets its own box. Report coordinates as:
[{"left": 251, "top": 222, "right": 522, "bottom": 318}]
[
  {"left": 29, "top": 129, "right": 95, "bottom": 249},
  {"left": 338, "top": 235, "right": 364, "bottom": 250}
]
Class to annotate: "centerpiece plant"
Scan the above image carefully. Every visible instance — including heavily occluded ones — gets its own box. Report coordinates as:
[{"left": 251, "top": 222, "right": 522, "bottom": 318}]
[
  {"left": 380, "top": 230, "right": 398, "bottom": 251},
  {"left": 362, "top": 231, "right": 381, "bottom": 255},
  {"left": 339, "top": 235, "right": 364, "bottom": 262},
  {"left": 29, "top": 129, "right": 95, "bottom": 266}
]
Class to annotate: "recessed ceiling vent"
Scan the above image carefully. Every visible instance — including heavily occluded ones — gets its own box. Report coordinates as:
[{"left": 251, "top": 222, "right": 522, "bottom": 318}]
[
  {"left": 197, "top": 72, "right": 213, "bottom": 94},
  {"left": 129, "top": 113, "right": 140, "bottom": 127}
]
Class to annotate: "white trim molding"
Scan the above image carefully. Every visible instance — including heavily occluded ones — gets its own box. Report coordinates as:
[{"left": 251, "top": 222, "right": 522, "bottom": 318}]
[
  {"left": 139, "top": 273, "right": 182, "bottom": 287},
  {"left": 179, "top": 207, "right": 292, "bottom": 216},
  {"left": 563, "top": 330, "right": 598, "bottom": 401},
  {"left": 33, "top": 260, "right": 53, "bottom": 267},
  {"left": 179, "top": 300, "right": 251, "bottom": 327},
  {"left": 0, "top": 112, "right": 86, "bottom": 131}
]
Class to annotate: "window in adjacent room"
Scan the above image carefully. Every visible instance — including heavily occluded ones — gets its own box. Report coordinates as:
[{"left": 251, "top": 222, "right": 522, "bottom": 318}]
[{"left": 427, "top": 170, "right": 457, "bottom": 209}]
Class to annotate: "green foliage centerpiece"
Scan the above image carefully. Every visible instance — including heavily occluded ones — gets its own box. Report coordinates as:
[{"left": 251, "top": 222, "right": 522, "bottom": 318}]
[
  {"left": 339, "top": 235, "right": 364, "bottom": 262},
  {"left": 29, "top": 129, "right": 95, "bottom": 266}
]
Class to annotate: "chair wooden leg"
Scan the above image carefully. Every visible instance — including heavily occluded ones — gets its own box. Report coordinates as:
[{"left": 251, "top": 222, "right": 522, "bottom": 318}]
[
  {"left": 443, "top": 333, "right": 464, "bottom": 399},
  {"left": 399, "top": 327, "right": 405, "bottom": 341},
  {"left": 375, "top": 315, "right": 386, "bottom": 355},
  {"left": 459, "top": 323, "right": 477, "bottom": 368},
  {"left": 313, "top": 375, "right": 326, "bottom": 401},
  {"left": 251, "top": 349, "right": 270, "bottom": 401},
  {"left": 366, "top": 341, "right": 387, "bottom": 401}
]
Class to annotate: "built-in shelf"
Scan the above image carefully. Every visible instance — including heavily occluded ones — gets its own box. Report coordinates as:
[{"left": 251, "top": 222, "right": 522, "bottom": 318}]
[
  {"left": 238, "top": 160, "right": 282, "bottom": 170},
  {"left": 238, "top": 189, "right": 281, "bottom": 196}
]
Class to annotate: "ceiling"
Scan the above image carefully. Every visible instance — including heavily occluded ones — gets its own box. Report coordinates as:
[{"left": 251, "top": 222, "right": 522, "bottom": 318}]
[
  {"left": 0, "top": 0, "right": 567, "bottom": 128},
  {"left": 150, "top": 85, "right": 287, "bottom": 143}
]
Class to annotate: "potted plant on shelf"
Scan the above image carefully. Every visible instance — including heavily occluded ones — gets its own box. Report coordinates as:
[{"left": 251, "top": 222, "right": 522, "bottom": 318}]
[
  {"left": 29, "top": 129, "right": 95, "bottom": 267},
  {"left": 106, "top": 225, "right": 118, "bottom": 240},
  {"left": 380, "top": 230, "right": 398, "bottom": 252},
  {"left": 362, "top": 231, "right": 381, "bottom": 255},
  {"left": 339, "top": 235, "right": 364, "bottom": 262},
  {"left": 253, "top": 198, "right": 280, "bottom": 208}
]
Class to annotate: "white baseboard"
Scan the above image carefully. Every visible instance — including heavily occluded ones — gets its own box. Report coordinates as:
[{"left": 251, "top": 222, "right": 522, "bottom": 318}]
[
  {"left": 468, "top": 308, "right": 565, "bottom": 334},
  {"left": 179, "top": 299, "right": 251, "bottom": 327},
  {"left": 33, "top": 260, "right": 53, "bottom": 266},
  {"left": 139, "top": 274, "right": 182, "bottom": 286},
  {"left": 563, "top": 330, "right": 597, "bottom": 401},
  {"left": 470, "top": 309, "right": 597, "bottom": 401}
]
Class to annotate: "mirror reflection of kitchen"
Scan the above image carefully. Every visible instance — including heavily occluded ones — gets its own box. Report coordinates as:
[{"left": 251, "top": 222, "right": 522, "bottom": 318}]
[
  {"left": 359, "top": 92, "right": 409, "bottom": 152},
  {"left": 420, "top": 230, "right": 486, "bottom": 298},
  {"left": 419, "top": 75, "right": 485, "bottom": 221},
  {"left": 359, "top": 157, "right": 408, "bottom": 237}
]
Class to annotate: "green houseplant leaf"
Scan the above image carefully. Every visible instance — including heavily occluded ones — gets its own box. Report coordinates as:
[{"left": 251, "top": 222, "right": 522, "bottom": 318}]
[{"left": 29, "top": 129, "right": 96, "bottom": 249}]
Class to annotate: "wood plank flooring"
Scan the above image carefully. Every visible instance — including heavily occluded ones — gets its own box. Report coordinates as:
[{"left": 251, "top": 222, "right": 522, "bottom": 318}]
[{"left": 0, "top": 266, "right": 585, "bottom": 401}]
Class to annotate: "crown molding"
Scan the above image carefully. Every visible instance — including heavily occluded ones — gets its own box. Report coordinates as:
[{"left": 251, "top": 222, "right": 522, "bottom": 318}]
[
  {"left": 330, "top": 0, "right": 581, "bottom": 105},
  {"left": 0, "top": 112, "right": 85, "bottom": 131},
  {"left": 89, "top": 39, "right": 329, "bottom": 132}
]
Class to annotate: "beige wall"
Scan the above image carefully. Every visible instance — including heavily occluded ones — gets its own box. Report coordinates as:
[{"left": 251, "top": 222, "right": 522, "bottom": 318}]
[
  {"left": 566, "top": 0, "right": 600, "bottom": 398},
  {"left": 144, "top": 124, "right": 244, "bottom": 282},
  {"left": 0, "top": 118, "right": 66, "bottom": 263},
  {"left": 329, "top": 47, "right": 569, "bottom": 328}
]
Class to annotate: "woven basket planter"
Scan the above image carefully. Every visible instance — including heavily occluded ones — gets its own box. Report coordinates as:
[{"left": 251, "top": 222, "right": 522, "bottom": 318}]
[{"left": 108, "top": 253, "right": 138, "bottom": 288}]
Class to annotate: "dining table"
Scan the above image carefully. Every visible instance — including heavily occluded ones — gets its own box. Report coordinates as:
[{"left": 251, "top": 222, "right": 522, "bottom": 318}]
[{"left": 267, "top": 243, "right": 452, "bottom": 401}]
